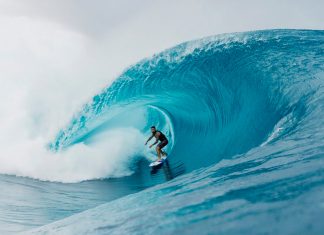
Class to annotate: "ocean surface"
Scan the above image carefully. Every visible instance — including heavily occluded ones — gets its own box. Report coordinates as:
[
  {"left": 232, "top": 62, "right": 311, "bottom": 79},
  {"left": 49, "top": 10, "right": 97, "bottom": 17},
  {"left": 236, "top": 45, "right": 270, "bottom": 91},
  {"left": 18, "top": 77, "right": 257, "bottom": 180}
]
[{"left": 0, "top": 29, "right": 323, "bottom": 234}]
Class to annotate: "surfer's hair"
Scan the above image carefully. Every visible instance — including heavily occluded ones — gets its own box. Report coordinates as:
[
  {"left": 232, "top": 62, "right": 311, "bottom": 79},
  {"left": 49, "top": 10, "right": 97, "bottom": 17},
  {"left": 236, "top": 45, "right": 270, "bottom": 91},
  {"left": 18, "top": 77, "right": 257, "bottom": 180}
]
[{"left": 151, "top": 126, "right": 156, "bottom": 129}]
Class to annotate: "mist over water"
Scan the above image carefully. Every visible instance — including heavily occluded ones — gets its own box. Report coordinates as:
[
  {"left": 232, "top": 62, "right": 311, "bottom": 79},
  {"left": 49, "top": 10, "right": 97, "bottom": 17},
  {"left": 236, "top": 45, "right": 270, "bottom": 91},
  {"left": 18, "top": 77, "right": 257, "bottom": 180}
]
[{"left": 0, "top": 16, "right": 149, "bottom": 182}]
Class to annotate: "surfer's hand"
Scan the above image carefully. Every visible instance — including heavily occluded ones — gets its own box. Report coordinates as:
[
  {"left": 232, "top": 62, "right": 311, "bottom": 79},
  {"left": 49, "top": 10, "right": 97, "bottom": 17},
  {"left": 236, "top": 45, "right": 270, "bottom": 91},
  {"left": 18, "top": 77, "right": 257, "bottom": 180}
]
[{"left": 149, "top": 145, "right": 152, "bottom": 148}]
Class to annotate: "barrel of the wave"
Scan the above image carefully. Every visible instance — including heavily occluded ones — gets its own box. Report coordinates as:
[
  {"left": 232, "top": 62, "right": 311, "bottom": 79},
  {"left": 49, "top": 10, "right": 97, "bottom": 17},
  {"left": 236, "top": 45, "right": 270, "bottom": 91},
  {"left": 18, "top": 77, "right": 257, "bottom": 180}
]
[{"left": 51, "top": 29, "right": 324, "bottom": 175}]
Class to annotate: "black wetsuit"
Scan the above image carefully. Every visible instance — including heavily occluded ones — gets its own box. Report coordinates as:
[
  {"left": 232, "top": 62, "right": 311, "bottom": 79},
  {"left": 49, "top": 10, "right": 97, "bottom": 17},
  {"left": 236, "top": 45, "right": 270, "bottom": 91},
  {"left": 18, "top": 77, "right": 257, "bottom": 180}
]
[{"left": 155, "top": 131, "right": 168, "bottom": 149}]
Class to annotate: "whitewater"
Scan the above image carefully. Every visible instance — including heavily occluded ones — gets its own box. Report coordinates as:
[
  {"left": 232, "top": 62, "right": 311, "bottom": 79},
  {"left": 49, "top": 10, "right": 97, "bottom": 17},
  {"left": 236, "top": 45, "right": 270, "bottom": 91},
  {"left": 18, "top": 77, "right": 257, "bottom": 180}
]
[{"left": 0, "top": 29, "right": 323, "bottom": 234}]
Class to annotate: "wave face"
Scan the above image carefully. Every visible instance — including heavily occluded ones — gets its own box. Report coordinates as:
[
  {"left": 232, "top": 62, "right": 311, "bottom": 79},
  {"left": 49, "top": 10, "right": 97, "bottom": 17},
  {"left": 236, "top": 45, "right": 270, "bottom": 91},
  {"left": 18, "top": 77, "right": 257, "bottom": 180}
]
[
  {"left": 52, "top": 29, "right": 322, "bottom": 173},
  {"left": 29, "top": 29, "right": 324, "bottom": 234}
]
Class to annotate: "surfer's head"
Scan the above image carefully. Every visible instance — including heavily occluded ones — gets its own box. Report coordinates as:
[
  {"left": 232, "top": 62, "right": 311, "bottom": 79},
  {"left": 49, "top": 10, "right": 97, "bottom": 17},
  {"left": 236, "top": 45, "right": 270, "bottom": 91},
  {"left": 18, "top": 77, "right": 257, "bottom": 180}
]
[{"left": 151, "top": 126, "right": 156, "bottom": 134}]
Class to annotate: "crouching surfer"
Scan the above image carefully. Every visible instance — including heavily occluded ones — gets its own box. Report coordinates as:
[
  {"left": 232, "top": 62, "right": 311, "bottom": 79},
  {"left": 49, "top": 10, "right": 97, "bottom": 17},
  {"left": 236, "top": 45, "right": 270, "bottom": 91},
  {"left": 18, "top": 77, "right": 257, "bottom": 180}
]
[{"left": 145, "top": 126, "right": 168, "bottom": 162}]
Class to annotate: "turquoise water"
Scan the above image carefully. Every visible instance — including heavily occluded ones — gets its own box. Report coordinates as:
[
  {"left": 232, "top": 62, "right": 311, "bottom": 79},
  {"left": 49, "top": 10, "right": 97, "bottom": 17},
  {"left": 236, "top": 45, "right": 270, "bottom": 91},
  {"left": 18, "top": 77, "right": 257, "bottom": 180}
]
[{"left": 1, "top": 29, "right": 324, "bottom": 234}]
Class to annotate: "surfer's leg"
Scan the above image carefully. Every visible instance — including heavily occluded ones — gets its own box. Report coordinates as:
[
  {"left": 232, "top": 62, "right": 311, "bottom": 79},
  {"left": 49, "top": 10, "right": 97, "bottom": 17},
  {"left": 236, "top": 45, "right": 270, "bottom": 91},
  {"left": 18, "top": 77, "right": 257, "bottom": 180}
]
[
  {"left": 156, "top": 146, "right": 162, "bottom": 160},
  {"left": 159, "top": 140, "right": 168, "bottom": 156}
]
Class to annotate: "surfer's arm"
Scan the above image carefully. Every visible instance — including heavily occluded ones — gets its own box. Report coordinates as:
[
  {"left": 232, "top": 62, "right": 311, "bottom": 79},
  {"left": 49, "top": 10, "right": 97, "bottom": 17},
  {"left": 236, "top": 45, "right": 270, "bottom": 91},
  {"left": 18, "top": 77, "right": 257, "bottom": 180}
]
[
  {"left": 149, "top": 139, "right": 158, "bottom": 148},
  {"left": 149, "top": 132, "right": 160, "bottom": 147},
  {"left": 145, "top": 135, "right": 154, "bottom": 145}
]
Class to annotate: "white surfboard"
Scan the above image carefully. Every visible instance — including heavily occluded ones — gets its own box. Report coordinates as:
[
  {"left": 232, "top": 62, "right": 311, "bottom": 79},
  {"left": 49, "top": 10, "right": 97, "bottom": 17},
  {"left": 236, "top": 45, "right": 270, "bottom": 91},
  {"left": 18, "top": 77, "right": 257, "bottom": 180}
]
[{"left": 149, "top": 156, "right": 167, "bottom": 167}]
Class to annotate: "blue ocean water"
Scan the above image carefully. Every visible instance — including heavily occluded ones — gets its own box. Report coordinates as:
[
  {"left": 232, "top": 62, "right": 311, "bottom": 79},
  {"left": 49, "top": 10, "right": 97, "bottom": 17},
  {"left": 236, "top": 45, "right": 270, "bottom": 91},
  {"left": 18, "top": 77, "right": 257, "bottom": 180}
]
[{"left": 1, "top": 29, "right": 323, "bottom": 234}]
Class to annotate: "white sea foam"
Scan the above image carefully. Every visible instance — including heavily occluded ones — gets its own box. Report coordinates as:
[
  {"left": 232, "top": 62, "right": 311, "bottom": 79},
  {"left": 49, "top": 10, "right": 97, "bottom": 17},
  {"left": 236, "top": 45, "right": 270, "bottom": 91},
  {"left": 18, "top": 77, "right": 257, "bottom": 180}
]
[
  {"left": 0, "top": 128, "right": 144, "bottom": 183},
  {"left": 0, "top": 16, "right": 146, "bottom": 182}
]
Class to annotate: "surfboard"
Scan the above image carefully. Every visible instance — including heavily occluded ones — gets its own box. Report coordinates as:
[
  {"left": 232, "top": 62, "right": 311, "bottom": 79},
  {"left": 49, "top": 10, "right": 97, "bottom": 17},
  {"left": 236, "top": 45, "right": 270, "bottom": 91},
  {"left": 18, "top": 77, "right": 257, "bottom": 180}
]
[{"left": 149, "top": 156, "right": 167, "bottom": 167}]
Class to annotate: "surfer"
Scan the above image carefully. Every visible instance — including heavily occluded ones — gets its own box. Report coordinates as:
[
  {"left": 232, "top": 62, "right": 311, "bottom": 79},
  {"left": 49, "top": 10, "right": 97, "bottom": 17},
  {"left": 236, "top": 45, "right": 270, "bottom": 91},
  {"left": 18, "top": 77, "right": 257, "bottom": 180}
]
[{"left": 145, "top": 126, "right": 168, "bottom": 161}]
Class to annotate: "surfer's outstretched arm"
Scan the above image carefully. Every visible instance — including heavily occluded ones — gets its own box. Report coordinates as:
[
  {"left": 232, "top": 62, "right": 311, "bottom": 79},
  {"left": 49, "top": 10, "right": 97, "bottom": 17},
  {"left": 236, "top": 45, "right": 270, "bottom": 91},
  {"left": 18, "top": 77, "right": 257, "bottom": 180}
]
[{"left": 145, "top": 135, "right": 154, "bottom": 145}]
